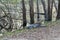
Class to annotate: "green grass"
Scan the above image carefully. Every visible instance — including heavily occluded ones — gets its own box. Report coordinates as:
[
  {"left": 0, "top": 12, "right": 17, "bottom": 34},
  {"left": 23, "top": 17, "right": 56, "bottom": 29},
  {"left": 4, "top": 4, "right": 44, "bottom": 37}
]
[
  {"left": 1, "top": 29, "right": 27, "bottom": 38},
  {"left": 45, "top": 19, "right": 60, "bottom": 27}
]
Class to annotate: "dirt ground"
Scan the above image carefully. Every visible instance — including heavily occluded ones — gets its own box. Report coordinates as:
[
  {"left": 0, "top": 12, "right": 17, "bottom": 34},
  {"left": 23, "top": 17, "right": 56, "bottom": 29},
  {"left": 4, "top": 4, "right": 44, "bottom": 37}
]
[{"left": 1, "top": 23, "right": 60, "bottom": 40}]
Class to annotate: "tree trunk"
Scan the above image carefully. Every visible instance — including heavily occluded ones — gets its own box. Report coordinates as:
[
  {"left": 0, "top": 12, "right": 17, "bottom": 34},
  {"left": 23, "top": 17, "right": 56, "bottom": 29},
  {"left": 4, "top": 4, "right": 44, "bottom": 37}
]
[
  {"left": 48, "top": 0, "right": 52, "bottom": 21},
  {"left": 22, "top": 0, "right": 27, "bottom": 28},
  {"left": 56, "top": 0, "right": 60, "bottom": 19},
  {"left": 37, "top": 0, "right": 40, "bottom": 21},
  {"left": 41, "top": 0, "right": 47, "bottom": 21},
  {"left": 29, "top": 0, "right": 34, "bottom": 24},
  {"left": 50, "top": 0, "right": 54, "bottom": 15}
]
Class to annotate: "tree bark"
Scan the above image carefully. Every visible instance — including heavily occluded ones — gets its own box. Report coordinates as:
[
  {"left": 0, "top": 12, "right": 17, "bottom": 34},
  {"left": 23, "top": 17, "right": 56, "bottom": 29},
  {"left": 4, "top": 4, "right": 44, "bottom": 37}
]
[
  {"left": 48, "top": 0, "right": 52, "bottom": 21},
  {"left": 22, "top": 0, "right": 27, "bottom": 28},
  {"left": 41, "top": 0, "right": 47, "bottom": 21},
  {"left": 37, "top": 0, "right": 40, "bottom": 21},
  {"left": 29, "top": 0, "right": 34, "bottom": 24},
  {"left": 56, "top": 0, "right": 60, "bottom": 19}
]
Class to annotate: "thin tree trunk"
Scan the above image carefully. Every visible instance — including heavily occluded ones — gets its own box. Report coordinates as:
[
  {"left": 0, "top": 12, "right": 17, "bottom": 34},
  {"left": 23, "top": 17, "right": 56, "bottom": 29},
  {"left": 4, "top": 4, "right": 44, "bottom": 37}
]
[
  {"left": 57, "top": 0, "right": 60, "bottom": 19},
  {"left": 48, "top": 0, "right": 52, "bottom": 21},
  {"left": 54, "top": 0, "right": 58, "bottom": 12},
  {"left": 50, "top": 0, "right": 54, "bottom": 16},
  {"left": 29, "top": 0, "right": 34, "bottom": 24},
  {"left": 41, "top": 0, "right": 47, "bottom": 21},
  {"left": 37, "top": 0, "right": 40, "bottom": 21},
  {"left": 22, "top": 0, "right": 27, "bottom": 28}
]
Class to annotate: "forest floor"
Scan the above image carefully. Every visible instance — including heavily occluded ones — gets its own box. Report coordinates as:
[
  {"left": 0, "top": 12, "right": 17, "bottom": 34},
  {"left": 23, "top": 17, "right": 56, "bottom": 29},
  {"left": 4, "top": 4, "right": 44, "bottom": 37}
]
[{"left": 0, "top": 20, "right": 60, "bottom": 40}]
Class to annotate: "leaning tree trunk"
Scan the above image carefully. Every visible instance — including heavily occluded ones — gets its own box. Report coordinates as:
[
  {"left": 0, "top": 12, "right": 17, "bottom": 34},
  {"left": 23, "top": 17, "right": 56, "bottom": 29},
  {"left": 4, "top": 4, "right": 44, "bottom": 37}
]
[
  {"left": 54, "top": 0, "right": 58, "bottom": 12},
  {"left": 56, "top": 0, "right": 60, "bottom": 19},
  {"left": 22, "top": 0, "right": 27, "bottom": 28},
  {"left": 41, "top": 0, "right": 46, "bottom": 20},
  {"left": 48, "top": 0, "right": 52, "bottom": 21},
  {"left": 29, "top": 0, "right": 34, "bottom": 24}
]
